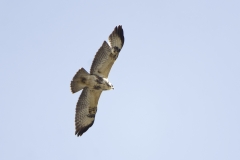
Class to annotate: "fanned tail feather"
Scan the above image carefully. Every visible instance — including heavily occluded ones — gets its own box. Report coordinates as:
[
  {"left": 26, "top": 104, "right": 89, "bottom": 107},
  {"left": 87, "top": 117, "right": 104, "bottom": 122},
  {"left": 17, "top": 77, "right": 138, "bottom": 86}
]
[{"left": 71, "top": 68, "right": 89, "bottom": 93}]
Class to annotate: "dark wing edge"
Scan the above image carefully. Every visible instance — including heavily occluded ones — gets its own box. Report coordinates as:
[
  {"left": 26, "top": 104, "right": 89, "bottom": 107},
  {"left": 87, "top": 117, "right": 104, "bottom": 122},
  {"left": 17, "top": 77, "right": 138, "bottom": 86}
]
[
  {"left": 75, "top": 88, "right": 102, "bottom": 136},
  {"left": 90, "top": 25, "right": 124, "bottom": 78},
  {"left": 109, "top": 25, "right": 124, "bottom": 51}
]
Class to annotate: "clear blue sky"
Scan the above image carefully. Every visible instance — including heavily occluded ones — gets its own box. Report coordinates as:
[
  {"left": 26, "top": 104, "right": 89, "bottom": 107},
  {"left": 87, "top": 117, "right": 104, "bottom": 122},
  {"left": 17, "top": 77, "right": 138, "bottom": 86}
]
[{"left": 1, "top": 0, "right": 240, "bottom": 159}]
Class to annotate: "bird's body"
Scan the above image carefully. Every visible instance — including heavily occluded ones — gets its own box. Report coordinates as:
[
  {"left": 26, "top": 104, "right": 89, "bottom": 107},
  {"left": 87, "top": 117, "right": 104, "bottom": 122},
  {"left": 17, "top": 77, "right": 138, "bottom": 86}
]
[
  {"left": 71, "top": 68, "right": 113, "bottom": 92},
  {"left": 70, "top": 25, "right": 124, "bottom": 136}
]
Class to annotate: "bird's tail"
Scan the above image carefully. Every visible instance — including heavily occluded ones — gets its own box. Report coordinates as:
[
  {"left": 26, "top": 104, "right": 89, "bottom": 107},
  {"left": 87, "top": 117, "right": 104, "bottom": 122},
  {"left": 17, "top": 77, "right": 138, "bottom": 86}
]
[{"left": 71, "top": 68, "right": 89, "bottom": 93}]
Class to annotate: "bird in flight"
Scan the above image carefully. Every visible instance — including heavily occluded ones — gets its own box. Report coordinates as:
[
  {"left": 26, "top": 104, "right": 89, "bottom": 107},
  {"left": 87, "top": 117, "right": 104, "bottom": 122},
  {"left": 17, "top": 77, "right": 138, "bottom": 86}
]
[{"left": 70, "top": 25, "right": 124, "bottom": 136}]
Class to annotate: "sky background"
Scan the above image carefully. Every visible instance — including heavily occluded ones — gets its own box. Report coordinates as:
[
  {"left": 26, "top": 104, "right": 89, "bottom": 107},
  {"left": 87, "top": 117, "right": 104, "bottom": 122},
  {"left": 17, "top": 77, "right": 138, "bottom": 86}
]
[{"left": 1, "top": 0, "right": 240, "bottom": 159}]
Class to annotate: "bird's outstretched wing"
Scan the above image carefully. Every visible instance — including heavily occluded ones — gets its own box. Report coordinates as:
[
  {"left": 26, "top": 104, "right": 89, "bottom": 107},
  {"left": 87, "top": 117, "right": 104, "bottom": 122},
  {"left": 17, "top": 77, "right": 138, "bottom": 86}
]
[
  {"left": 75, "top": 87, "right": 102, "bottom": 136},
  {"left": 90, "top": 25, "right": 124, "bottom": 78}
]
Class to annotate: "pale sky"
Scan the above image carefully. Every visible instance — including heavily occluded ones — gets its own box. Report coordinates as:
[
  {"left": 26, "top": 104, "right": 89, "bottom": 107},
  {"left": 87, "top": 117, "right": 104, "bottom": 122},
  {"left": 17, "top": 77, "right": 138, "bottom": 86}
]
[{"left": 1, "top": 0, "right": 240, "bottom": 160}]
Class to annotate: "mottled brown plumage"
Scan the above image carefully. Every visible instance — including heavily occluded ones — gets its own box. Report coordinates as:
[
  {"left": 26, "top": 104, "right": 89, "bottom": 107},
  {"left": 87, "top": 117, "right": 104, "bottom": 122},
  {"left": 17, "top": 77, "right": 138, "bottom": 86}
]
[{"left": 70, "top": 25, "right": 124, "bottom": 136}]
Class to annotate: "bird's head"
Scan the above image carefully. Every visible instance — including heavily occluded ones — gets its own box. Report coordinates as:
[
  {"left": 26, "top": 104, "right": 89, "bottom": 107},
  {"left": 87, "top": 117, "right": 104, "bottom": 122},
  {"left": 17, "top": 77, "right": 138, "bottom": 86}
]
[
  {"left": 103, "top": 78, "right": 114, "bottom": 90},
  {"left": 110, "top": 84, "right": 114, "bottom": 90},
  {"left": 107, "top": 82, "right": 114, "bottom": 90}
]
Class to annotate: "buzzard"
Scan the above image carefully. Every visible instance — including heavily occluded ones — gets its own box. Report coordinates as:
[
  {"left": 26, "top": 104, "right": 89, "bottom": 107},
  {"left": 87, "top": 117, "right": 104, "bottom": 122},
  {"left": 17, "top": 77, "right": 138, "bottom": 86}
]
[{"left": 70, "top": 26, "right": 124, "bottom": 136}]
